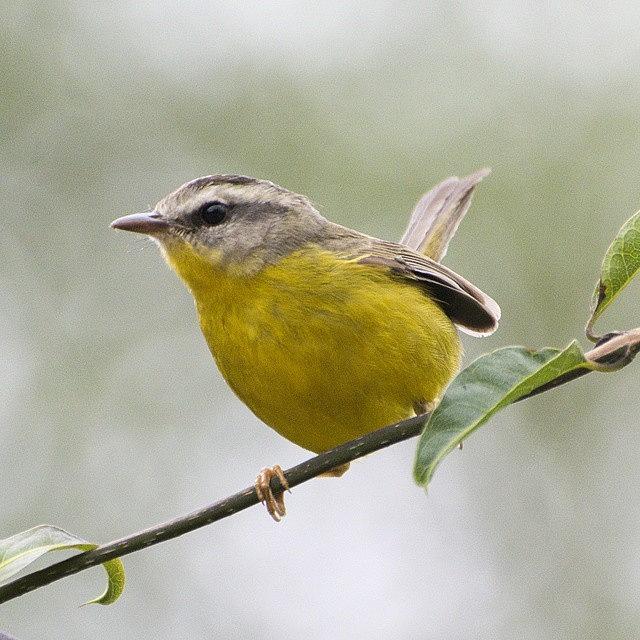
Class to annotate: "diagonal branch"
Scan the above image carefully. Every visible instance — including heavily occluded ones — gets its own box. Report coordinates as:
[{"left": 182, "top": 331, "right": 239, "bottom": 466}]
[{"left": 0, "top": 330, "right": 637, "bottom": 605}]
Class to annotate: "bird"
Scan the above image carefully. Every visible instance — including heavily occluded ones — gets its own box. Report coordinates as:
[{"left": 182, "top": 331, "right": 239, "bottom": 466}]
[{"left": 111, "top": 170, "right": 500, "bottom": 521}]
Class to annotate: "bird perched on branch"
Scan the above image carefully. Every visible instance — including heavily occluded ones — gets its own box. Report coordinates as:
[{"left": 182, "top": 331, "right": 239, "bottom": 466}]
[{"left": 112, "top": 170, "right": 500, "bottom": 521}]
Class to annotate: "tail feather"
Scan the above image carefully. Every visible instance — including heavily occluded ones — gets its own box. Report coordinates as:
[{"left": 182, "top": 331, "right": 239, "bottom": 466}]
[{"left": 401, "top": 168, "right": 490, "bottom": 262}]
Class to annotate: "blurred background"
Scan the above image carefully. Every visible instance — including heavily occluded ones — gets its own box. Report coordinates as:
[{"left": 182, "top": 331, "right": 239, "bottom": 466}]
[{"left": 2, "top": 1, "right": 640, "bottom": 638}]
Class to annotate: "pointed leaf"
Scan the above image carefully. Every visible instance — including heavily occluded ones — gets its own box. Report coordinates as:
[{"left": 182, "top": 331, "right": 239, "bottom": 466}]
[
  {"left": 0, "top": 525, "right": 125, "bottom": 605},
  {"left": 414, "top": 342, "right": 591, "bottom": 487},
  {"left": 587, "top": 211, "right": 640, "bottom": 340}
]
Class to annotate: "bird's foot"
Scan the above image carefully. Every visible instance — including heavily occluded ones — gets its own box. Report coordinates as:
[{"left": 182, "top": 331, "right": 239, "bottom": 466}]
[
  {"left": 413, "top": 399, "right": 437, "bottom": 416},
  {"left": 255, "top": 465, "right": 290, "bottom": 522},
  {"left": 318, "top": 462, "right": 350, "bottom": 478}
]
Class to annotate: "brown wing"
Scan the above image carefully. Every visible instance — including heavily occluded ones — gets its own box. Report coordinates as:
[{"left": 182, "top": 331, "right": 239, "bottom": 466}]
[{"left": 359, "top": 244, "right": 500, "bottom": 336}]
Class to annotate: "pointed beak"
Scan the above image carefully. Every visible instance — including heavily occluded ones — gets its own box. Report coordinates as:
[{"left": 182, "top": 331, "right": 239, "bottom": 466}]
[{"left": 110, "top": 211, "right": 170, "bottom": 235}]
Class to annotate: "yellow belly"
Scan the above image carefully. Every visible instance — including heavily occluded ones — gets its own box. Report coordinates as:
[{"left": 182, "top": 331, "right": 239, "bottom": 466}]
[{"left": 166, "top": 244, "right": 460, "bottom": 453}]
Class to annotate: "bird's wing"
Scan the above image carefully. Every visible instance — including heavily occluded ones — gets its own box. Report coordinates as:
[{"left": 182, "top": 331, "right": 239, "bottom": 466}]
[
  {"left": 358, "top": 243, "right": 501, "bottom": 336},
  {"left": 401, "top": 168, "right": 490, "bottom": 261}
]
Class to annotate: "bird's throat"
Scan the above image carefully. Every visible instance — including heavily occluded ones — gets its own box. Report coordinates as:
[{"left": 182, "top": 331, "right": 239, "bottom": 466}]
[{"left": 160, "top": 240, "right": 229, "bottom": 297}]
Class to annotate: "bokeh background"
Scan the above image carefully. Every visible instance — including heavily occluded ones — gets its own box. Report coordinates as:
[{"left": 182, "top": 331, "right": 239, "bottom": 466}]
[{"left": 2, "top": 2, "right": 640, "bottom": 638}]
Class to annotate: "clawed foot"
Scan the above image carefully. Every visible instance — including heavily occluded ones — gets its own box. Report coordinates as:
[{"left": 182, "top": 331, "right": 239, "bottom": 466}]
[
  {"left": 318, "top": 462, "right": 350, "bottom": 478},
  {"left": 255, "top": 465, "right": 290, "bottom": 522}
]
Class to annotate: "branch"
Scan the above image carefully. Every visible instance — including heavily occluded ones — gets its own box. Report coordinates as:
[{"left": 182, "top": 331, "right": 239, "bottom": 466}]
[{"left": 0, "top": 331, "right": 636, "bottom": 605}]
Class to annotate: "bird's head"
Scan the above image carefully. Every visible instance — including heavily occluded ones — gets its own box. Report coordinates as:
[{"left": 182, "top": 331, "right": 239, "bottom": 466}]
[{"left": 111, "top": 175, "right": 326, "bottom": 282}]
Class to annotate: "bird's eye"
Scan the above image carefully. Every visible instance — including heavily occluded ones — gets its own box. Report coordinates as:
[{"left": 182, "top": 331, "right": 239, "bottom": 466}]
[{"left": 199, "top": 201, "right": 229, "bottom": 225}]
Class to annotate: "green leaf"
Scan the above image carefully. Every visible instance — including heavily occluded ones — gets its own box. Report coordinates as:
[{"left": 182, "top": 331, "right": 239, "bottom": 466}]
[
  {"left": 0, "top": 525, "right": 125, "bottom": 605},
  {"left": 587, "top": 211, "right": 640, "bottom": 340},
  {"left": 414, "top": 342, "right": 591, "bottom": 488}
]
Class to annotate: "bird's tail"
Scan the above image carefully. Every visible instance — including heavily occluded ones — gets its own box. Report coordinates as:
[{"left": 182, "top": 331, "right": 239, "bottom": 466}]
[{"left": 400, "top": 168, "right": 490, "bottom": 262}]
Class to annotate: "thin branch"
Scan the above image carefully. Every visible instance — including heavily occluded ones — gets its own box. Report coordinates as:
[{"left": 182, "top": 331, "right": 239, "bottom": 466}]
[
  {"left": 0, "top": 330, "right": 638, "bottom": 605},
  {"left": 0, "top": 415, "right": 428, "bottom": 604}
]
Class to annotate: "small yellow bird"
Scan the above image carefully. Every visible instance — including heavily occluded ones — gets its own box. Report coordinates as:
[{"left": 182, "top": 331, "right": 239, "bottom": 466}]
[{"left": 112, "top": 171, "right": 499, "bottom": 520}]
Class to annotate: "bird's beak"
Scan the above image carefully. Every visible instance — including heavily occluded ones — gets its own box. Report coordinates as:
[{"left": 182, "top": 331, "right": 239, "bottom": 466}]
[{"left": 110, "top": 211, "right": 170, "bottom": 235}]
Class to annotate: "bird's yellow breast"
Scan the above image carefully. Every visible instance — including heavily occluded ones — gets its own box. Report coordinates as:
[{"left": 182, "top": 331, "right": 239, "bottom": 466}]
[{"left": 163, "top": 243, "right": 460, "bottom": 453}]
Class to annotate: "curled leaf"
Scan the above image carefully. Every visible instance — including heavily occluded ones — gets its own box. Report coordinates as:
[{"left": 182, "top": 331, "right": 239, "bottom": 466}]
[
  {"left": 586, "top": 327, "right": 640, "bottom": 372},
  {"left": 413, "top": 342, "right": 591, "bottom": 488},
  {"left": 587, "top": 211, "right": 640, "bottom": 341},
  {"left": 0, "top": 525, "right": 125, "bottom": 605}
]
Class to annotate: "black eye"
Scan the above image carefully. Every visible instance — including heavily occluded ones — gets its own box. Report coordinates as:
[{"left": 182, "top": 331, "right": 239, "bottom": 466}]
[{"left": 199, "top": 201, "right": 229, "bottom": 225}]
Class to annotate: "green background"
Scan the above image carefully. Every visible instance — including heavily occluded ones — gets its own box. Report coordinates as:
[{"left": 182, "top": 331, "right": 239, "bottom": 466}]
[{"left": 2, "top": 2, "right": 640, "bottom": 638}]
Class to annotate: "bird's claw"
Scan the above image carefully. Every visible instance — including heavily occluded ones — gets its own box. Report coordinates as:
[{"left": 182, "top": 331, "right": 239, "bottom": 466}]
[{"left": 255, "top": 465, "right": 290, "bottom": 522}]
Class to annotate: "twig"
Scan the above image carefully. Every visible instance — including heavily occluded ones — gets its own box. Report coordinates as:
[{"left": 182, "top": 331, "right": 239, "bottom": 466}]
[{"left": 0, "top": 330, "right": 637, "bottom": 605}]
